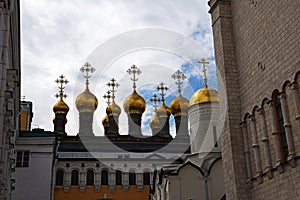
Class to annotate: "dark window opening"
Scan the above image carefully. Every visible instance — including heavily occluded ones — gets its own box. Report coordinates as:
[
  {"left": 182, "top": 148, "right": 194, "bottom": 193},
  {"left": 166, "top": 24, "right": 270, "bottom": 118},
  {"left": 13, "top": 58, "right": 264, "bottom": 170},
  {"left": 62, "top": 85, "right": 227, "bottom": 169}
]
[
  {"left": 116, "top": 170, "right": 122, "bottom": 186},
  {"left": 86, "top": 169, "right": 94, "bottom": 186},
  {"left": 213, "top": 125, "right": 218, "bottom": 147},
  {"left": 16, "top": 151, "right": 29, "bottom": 167},
  {"left": 143, "top": 172, "right": 150, "bottom": 185},
  {"left": 101, "top": 170, "right": 108, "bottom": 185},
  {"left": 71, "top": 170, "right": 79, "bottom": 186},
  {"left": 129, "top": 172, "right": 136, "bottom": 185},
  {"left": 273, "top": 93, "right": 288, "bottom": 161},
  {"left": 55, "top": 170, "right": 64, "bottom": 186}
]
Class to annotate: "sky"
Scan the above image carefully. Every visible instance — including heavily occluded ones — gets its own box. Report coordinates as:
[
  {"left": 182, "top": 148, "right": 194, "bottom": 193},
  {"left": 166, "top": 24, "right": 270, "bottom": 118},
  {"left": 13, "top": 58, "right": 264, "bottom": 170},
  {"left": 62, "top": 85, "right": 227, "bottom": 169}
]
[{"left": 21, "top": 0, "right": 217, "bottom": 136}]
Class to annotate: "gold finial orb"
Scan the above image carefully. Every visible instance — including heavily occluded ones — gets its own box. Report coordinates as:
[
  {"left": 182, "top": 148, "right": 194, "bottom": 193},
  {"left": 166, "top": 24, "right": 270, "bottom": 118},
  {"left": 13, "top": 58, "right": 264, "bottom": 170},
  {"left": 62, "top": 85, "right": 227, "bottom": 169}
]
[
  {"left": 150, "top": 112, "right": 160, "bottom": 129},
  {"left": 123, "top": 91, "right": 146, "bottom": 115},
  {"left": 75, "top": 63, "right": 98, "bottom": 113},
  {"left": 170, "top": 94, "right": 189, "bottom": 117},
  {"left": 53, "top": 99, "right": 69, "bottom": 115},
  {"left": 189, "top": 58, "right": 219, "bottom": 107},
  {"left": 75, "top": 89, "right": 98, "bottom": 113},
  {"left": 53, "top": 75, "right": 69, "bottom": 115},
  {"left": 106, "top": 102, "right": 121, "bottom": 116},
  {"left": 189, "top": 87, "right": 219, "bottom": 106},
  {"left": 102, "top": 115, "right": 109, "bottom": 127}
]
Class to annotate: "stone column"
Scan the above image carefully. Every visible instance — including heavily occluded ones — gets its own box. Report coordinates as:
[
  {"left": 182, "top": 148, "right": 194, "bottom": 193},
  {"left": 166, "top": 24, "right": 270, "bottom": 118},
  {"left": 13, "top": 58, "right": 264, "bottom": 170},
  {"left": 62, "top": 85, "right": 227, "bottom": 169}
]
[
  {"left": 279, "top": 93, "right": 296, "bottom": 160},
  {"left": 109, "top": 171, "right": 115, "bottom": 192},
  {"left": 240, "top": 122, "right": 252, "bottom": 181},
  {"left": 80, "top": 171, "right": 85, "bottom": 192},
  {"left": 290, "top": 82, "right": 300, "bottom": 125},
  {"left": 95, "top": 171, "right": 101, "bottom": 192},
  {"left": 268, "top": 101, "right": 283, "bottom": 167},
  {"left": 249, "top": 116, "right": 262, "bottom": 179},
  {"left": 257, "top": 109, "right": 273, "bottom": 177}
]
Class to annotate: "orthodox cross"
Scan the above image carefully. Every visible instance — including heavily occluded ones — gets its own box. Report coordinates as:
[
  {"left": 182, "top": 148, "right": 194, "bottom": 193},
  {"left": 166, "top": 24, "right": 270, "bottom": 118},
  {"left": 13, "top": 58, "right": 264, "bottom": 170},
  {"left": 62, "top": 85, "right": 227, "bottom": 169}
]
[
  {"left": 55, "top": 75, "right": 68, "bottom": 99},
  {"left": 103, "top": 91, "right": 112, "bottom": 105},
  {"left": 171, "top": 70, "right": 186, "bottom": 95},
  {"left": 107, "top": 78, "right": 119, "bottom": 103},
  {"left": 150, "top": 94, "right": 161, "bottom": 111},
  {"left": 80, "top": 62, "right": 95, "bottom": 88},
  {"left": 157, "top": 82, "right": 168, "bottom": 103},
  {"left": 126, "top": 64, "right": 142, "bottom": 91},
  {"left": 198, "top": 58, "right": 209, "bottom": 87},
  {"left": 21, "top": 96, "right": 26, "bottom": 101}
]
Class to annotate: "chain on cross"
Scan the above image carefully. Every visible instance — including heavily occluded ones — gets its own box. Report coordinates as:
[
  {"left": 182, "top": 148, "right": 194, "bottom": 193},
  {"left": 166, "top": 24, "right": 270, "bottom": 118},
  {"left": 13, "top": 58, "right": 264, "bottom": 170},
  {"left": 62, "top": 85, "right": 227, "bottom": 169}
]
[
  {"left": 55, "top": 74, "right": 68, "bottom": 99},
  {"left": 80, "top": 62, "right": 95, "bottom": 87},
  {"left": 103, "top": 90, "right": 112, "bottom": 105},
  {"left": 107, "top": 78, "right": 119, "bottom": 103},
  {"left": 157, "top": 82, "right": 168, "bottom": 103},
  {"left": 171, "top": 69, "right": 186, "bottom": 95},
  {"left": 198, "top": 58, "right": 209, "bottom": 87},
  {"left": 126, "top": 64, "right": 142, "bottom": 91},
  {"left": 150, "top": 94, "right": 161, "bottom": 111}
]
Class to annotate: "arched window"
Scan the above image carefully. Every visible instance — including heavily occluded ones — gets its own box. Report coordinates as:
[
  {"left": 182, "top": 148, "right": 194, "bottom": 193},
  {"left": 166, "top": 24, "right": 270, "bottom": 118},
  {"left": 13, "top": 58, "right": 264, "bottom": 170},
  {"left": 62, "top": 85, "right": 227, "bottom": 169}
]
[
  {"left": 101, "top": 170, "right": 108, "bottom": 185},
  {"left": 143, "top": 172, "right": 150, "bottom": 185},
  {"left": 273, "top": 92, "right": 288, "bottom": 160},
  {"left": 129, "top": 171, "right": 136, "bottom": 185},
  {"left": 115, "top": 170, "right": 122, "bottom": 186},
  {"left": 55, "top": 170, "right": 64, "bottom": 186},
  {"left": 86, "top": 169, "right": 94, "bottom": 186},
  {"left": 71, "top": 170, "right": 79, "bottom": 186}
]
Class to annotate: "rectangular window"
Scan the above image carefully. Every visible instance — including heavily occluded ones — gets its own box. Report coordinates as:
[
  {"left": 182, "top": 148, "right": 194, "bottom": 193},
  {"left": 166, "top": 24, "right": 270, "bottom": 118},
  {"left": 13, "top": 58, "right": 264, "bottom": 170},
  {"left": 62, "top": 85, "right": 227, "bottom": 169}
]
[
  {"left": 16, "top": 151, "right": 29, "bottom": 167},
  {"left": 213, "top": 126, "right": 218, "bottom": 148}
]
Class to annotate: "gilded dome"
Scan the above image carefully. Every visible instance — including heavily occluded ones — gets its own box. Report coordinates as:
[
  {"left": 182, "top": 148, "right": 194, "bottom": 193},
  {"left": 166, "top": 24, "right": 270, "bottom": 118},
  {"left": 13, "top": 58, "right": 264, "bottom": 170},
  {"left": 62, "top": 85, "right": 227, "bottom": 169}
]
[
  {"left": 189, "top": 86, "right": 219, "bottom": 107},
  {"left": 123, "top": 91, "right": 146, "bottom": 115},
  {"left": 170, "top": 94, "right": 189, "bottom": 117},
  {"left": 102, "top": 115, "right": 109, "bottom": 127},
  {"left": 157, "top": 102, "right": 171, "bottom": 118},
  {"left": 75, "top": 88, "right": 98, "bottom": 113},
  {"left": 106, "top": 102, "right": 121, "bottom": 116},
  {"left": 53, "top": 99, "right": 69, "bottom": 115},
  {"left": 150, "top": 112, "right": 160, "bottom": 129}
]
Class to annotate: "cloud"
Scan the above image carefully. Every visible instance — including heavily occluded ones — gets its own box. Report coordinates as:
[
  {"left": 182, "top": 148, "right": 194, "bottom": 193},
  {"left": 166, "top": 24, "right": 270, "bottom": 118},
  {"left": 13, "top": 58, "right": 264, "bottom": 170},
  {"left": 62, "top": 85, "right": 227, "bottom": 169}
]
[{"left": 21, "top": 0, "right": 216, "bottom": 136}]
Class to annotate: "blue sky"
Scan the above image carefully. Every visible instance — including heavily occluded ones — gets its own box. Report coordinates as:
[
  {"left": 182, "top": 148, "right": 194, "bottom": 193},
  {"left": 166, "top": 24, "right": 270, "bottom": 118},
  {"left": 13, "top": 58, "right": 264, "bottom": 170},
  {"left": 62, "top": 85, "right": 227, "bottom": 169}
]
[{"left": 21, "top": 0, "right": 217, "bottom": 136}]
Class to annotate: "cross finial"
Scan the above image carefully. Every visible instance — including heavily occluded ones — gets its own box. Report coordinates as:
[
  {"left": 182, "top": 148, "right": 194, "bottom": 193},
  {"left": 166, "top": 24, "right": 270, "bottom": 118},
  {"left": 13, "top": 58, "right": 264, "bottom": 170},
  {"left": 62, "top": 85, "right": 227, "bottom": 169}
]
[
  {"left": 107, "top": 78, "right": 119, "bottom": 103},
  {"left": 150, "top": 94, "right": 161, "bottom": 111},
  {"left": 157, "top": 82, "right": 168, "bottom": 103},
  {"left": 55, "top": 74, "right": 68, "bottom": 99},
  {"left": 171, "top": 70, "right": 186, "bottom": 95},
  {"left": 126, "top": 64, "right": 142, "bottom": 91},
  {"left": 103, "top": 91, "right": 112, "bottom": 105},
  {"left": 80, "top": 62, "right": 95, "bottom": 88},
  {"left": 21, "top": 96, "right": 26, "bottom": 101},
  {"left": 198, "top": 58, "right": 209, "bottom": 87}
]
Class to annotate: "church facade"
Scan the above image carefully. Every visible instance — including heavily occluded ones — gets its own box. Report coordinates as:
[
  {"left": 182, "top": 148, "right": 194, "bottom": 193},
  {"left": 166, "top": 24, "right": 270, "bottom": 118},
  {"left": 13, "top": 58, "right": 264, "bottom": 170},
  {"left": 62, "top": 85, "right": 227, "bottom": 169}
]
[{"left": 208, "top": 0, "right": 300, "bottom": 199}]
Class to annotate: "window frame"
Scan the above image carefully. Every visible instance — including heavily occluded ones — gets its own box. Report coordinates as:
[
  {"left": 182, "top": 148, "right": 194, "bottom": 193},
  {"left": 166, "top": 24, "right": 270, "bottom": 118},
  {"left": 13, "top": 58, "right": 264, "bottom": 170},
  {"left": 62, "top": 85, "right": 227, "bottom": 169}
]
[{"left": 16, "top": 151, "right": 30, "bottom": 168}]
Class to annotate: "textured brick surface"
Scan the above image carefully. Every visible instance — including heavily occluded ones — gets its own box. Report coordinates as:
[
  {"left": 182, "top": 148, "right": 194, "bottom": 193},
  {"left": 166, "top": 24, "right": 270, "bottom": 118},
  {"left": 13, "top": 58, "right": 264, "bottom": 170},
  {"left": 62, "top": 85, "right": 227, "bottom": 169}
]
[{"left": 209, "top": 0, "right": 300, "bottom": 199}]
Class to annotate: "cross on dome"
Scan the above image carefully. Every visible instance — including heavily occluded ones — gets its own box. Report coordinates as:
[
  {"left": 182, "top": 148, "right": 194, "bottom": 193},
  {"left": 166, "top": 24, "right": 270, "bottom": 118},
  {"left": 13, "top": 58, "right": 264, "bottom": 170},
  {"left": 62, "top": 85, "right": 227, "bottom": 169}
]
[
  {"left": 55, "top": 74, "right": 68, "bottom": 99},
  {"left": 103, "top": 91, "right": 112, "bottom": 105},
  {"left": 171, "top": 70, "right": 186, "bottom": 95},
  {"left": 150, "top": 94, "right": 161, "bottom": 111},
  {"left": 80, "top": 62, "right": 95, "bottom": 88},
  {"left": 157, "top": 82, "right": 168, "bottom": 103},
  {"left": 106, "top": 78, "right": 119, "bottom": 103},
  {"left": 198, "top": 58, "right": 209, "bottom": 87},
  {"left": 126, "top": 64, "right": 142, "bottom": 91}
]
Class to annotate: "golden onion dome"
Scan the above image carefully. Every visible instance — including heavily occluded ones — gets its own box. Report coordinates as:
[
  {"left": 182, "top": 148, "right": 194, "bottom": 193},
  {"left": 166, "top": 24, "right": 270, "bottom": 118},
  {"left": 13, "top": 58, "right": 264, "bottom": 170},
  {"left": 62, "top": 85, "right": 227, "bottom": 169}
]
[
  {"left": 170, "top": 94, "right": 189, "bottom": 117},
  {"left": 189, "top": 86, "right": 219, "bottom": 107},
  {"left": 102, "top": 115, "right": 109, "bottom": 127},
  {"left": 156, "top": 102, "right": 171, "bottom": 118},
  {"left": 53, "top": 99, "right": 69, "bottom": 115},
  {"left": 123, "top": 91, "right": 146, "bottom": 115},
  {"left": 150, "top": 112, "right": 160, "bottom": 129},
  {"left": 106, "top": 102, "right": 121, "bottom": 116},
  {"left": 75, "top": 88, "right": 98, "bottom": 113}
]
